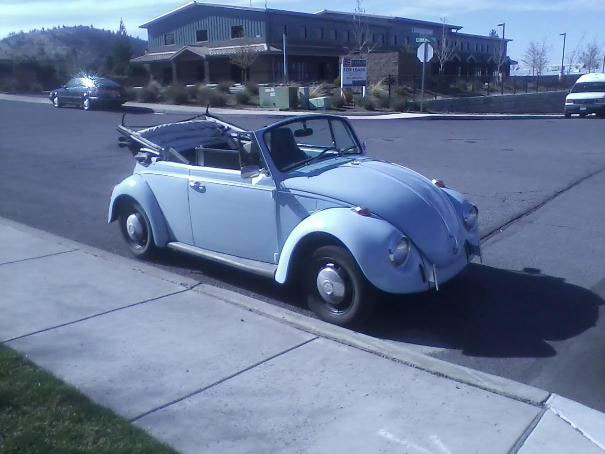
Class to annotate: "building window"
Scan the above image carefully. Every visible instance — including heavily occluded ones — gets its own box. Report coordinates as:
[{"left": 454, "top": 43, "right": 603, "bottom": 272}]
[
  {"left": 164, "top": 33, "right": 175, "bottom": 45},
  {"left": 231, "top": 25, "right": 244, "bottom": 39},
  {"left": 406, "top": 36, "right": 410, "bottom": 45},
  {"left": 346, "top": 30, "right": 351, "bottom": 42},
  {"left": 319, "top": 28, "right": 325, "bottom": 40},
  {"left": 381, "top": 34, "right": 385, "bottom": 45},
  {"left": 333, "top": 29, "right": 338, "bottom": 40},
  {"left": 466, "top": 42, "right": 470, "bottom": 51},
  {"left": 393, "top": 35, "right": 398, "bottom": 46},
  {"left": 196, "top": 29, "right": 208, "bottom": 42},
  {"left": 300, "top": 25, "right": 307, "bottom": 39}
]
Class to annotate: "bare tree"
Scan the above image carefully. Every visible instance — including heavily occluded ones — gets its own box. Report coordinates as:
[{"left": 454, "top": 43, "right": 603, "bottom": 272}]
[
  {"left": 565, "top": 35, "right": 585, "bottom": 74},
  {"left": 522, "top": 40, "right": 550, "bottom": 76},
  {"left": 229, "top": 44, "right": 259, "bottom": 83},
  {"left": 350, "top": 0, "right": 378, "bottom": 56},
  {"left": 580, "top": 40, "right": 602, "bottom": 73},
  {"left": 435, "top": 17, "right": 456, "bottom": 74}
]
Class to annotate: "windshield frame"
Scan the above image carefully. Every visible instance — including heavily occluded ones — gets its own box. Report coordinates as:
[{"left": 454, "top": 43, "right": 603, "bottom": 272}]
[{"left": 260, "top": 115, "right": 364, "bottom": 174}]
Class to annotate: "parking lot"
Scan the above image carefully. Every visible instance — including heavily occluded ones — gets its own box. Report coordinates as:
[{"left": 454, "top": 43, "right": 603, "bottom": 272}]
[{"left": 1, "top": 98, "right": 604, "bottom": 411}]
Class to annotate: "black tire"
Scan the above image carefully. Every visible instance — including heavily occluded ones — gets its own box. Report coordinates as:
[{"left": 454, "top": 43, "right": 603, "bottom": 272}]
[
  {"left": 579, "top": 113, "right": 587, "bottom": 118},
  {"left": 119, "top": 202, "right": 156, "bottom": 259},
  {"left": 564, "top": 113, "right": 572, "bottom": 118},
  {"left": 304, "top": 245, "right": 376, "bottom": 326}
]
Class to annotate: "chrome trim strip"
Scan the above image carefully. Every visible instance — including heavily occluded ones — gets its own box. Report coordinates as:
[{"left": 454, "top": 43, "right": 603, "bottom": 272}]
[
  {"left": 188, "top": 176, "right": 274, "bottom": 191},
  {"left": 166, "top": 242, "right": 277, "bottom": 278}
]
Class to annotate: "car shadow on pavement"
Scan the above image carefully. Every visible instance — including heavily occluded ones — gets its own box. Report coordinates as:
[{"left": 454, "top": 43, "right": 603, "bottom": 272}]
[{"left": 363, "top": 263, "right": 603, "bottom": 358}]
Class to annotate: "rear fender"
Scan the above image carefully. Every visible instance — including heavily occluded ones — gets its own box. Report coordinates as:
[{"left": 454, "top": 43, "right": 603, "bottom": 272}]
[{"left": 108, "top": 174, "right": 171, "bottom": 247}]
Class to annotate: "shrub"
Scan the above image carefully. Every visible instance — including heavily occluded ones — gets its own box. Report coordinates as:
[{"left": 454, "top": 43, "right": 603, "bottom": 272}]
[
  {"left": 358, "top": 96, "right": 377, "bottom": 111},
  {"left": 196, "top": 85, "right": 228, "bottom": 107},
  {"left": 163, "top": 83, "right": 189, "bottom": 105},
  {"left": 310, "top": 82, "right": 331, "bottom": 99},
  {"left": 245, "top": 82, "right": 259, "bottom": 95},
  {"left": 390, "top": 96, "right": 407, "bottom": 112},
  {"left": 186, "top": 84, "right": 197, "bottom": 99},
  {"left": 333, "top": 76, "right": 341, "bottom": 87},
  {"left": 140, "top": 80, "right": 161, "bottom": 103},
  {"left": 235, "top": 90, "right": 251, "bottom": 105},
  {"left": 330, "top": 95, "right": 346, "bottom": 109},
  {"left": 217, "top": 81, "right": 232, "bottom": 93}
]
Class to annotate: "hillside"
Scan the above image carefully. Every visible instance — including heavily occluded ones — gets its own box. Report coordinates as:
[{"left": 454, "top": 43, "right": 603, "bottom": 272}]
[{"left": 0, "top": 25, "right": 148, "bottom": 91}]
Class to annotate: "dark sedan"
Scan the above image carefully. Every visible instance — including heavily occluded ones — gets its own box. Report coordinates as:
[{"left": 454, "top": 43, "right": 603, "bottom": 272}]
[{"left": 50, "top": 76, "right": 127, "bottom": 111}]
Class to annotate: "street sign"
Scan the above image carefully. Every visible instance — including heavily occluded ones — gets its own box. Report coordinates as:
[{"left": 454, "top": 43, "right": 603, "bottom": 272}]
[
  {"left": 341, "top": 57, "right": 368, "bottom": 88},
  {"left": 416, "top": 43, "right": 434, "bottom": 63},
  {"left": 416, "top": 37, "right": 431, "bottom": 44}
]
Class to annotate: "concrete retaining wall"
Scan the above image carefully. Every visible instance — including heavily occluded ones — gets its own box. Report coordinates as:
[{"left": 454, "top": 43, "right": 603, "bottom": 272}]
[{"left": 414, "top": 91, "right": 568, "bottom": 114}]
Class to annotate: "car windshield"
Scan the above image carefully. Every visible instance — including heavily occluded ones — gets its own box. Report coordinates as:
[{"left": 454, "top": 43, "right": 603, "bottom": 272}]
[
  {"left": 571, "top": 82, "right": 605, "bottom": 93},
  {"left": 264, "top": 117, "right": 361, "bottom": 172},
  {"left": 95, "top": 78, "right": 121, "bottom": 88}
]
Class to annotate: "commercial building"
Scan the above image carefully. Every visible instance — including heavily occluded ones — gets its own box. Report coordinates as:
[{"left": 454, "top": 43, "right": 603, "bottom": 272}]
[{"left": 132, "top": 1, "right": 512, "bottom": 85}]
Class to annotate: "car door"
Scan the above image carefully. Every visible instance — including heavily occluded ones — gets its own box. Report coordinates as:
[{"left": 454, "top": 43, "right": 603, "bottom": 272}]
[
  {"left": 63, "top": 78, "right": 80, "bottom": 103},
  {"left": 138, "top": 160, "right": 194, "bottom": 245},
  {"left": 188, "top": 148, "right": 278, "bottom": 264}
]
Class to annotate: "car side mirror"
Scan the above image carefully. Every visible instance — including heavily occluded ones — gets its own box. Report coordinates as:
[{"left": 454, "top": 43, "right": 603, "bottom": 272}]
[
  {"left": 241, "top": 165, "right": 261, "bottom": 179},
  {"left": 134, "top": 152, "right": 151, "bottom": 165}
]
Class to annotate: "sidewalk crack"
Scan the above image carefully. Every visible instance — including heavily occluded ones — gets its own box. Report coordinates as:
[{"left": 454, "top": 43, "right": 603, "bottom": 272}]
[
  {"left": 129, "top": 336, "right": 319, "bottom": 423},
  {"left": 3, "top": 284, "right": 200, "bottom": 343},
  {"left": 0, "top": 248, "right": 79, "bottom": 267}
]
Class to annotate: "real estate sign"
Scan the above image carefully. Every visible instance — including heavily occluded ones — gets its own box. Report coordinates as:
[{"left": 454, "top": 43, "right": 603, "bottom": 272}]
[{"left": 341, "top": 57, "right": 368, "bottom": 88}]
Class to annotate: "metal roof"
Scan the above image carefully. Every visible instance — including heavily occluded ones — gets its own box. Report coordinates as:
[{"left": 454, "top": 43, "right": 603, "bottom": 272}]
[{"left": 131, "top": 51, "right": 175, "bottom": 63}]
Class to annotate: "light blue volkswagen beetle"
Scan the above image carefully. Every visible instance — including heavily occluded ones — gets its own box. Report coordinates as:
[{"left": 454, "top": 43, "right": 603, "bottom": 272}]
[{"left": 109, "top": 113, "right": 480, "bottom": 325}]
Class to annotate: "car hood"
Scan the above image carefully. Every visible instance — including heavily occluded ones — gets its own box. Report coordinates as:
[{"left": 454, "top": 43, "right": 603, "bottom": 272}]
[
  {"left": 567, "top": 92, "right": 605, "bottom": 100},
  {"left": 283, "top": 158, "right": 464, "bottom": 266}
]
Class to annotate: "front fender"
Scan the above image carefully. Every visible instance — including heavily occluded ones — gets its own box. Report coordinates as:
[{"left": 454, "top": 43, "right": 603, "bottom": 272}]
[
  {"left": 108, "top": 174, "right": 171, "bottom": 248},
  {"left": 275, "top": 208, "right": 426, "bottom": 294}
]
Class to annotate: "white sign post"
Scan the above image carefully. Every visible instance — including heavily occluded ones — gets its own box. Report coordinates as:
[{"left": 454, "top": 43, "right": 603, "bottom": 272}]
[
  {"left": 416, "top": 39, "right": 433, "bottom": 113},
  {"left": 341, "top": 57, "right": 368, "bottom": 96}
]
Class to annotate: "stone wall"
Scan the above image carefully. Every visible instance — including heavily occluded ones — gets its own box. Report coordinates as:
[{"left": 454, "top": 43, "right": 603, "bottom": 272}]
[{"left": 413, "top": 91, "right": 568, "bottom": 114}]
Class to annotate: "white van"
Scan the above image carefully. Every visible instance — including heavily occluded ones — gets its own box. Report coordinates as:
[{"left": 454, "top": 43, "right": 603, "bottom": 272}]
[{"left": 565, "top": 73, "right": 605, "bottom": 118}]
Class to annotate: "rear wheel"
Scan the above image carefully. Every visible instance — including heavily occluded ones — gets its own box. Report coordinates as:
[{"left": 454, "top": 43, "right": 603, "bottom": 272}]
[
  {"left": 119, "top": 202, "right": 156, "bottom": 259},
  {"left": 579, "top": 113, "right": 587, "bottom": 118},
  {"left": 304, "top": 245, "right": 375, "bottom": 326},
  {"left": 564, "top": 113, "right": 572, "bottom": 118},
  {"left": 52, "top": 95, "right": 62, "bottom": 108}
]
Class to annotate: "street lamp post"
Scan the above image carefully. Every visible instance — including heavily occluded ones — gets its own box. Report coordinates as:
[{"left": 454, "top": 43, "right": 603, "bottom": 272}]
[
  {"left": 560, "top": 33, "right": 567, "bottom": 80},
  {"left": 498, "top": 22, "right": 505, "bottom": 95}
]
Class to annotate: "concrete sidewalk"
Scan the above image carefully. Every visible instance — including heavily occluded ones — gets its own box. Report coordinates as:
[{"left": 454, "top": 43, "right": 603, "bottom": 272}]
[
  {"left": 0, "top": 93, "right": 563, "bottom": 120},
  {"left": 1, "top": 217, "right": 603, "bottom": 453}
]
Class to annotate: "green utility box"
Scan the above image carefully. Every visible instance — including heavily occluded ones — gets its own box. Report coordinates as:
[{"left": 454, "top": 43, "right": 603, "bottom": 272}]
[{"left": 259, "top": 86, "right": 299, "bottom": 109}]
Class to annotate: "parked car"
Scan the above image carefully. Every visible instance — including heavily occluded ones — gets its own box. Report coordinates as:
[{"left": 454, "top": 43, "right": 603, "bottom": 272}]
[
  {"left": 565, "top": 73, "right": 605, "bottom": 118},
  {"left": 49, "top": 76, "right": 127, "bottom": 110},
  {"left": 109, "top": 113, "right": 481, "bottom": 325}
]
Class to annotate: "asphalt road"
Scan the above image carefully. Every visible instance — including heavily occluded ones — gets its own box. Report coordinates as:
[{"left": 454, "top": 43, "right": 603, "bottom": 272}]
[{"left": 1, "top": 99, "right": 604, "bottom": 411}]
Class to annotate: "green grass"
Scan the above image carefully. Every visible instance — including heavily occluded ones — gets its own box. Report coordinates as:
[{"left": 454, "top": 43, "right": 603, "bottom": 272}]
[{"left": 0, "top": 344, "right": 177, "bottom": 454}]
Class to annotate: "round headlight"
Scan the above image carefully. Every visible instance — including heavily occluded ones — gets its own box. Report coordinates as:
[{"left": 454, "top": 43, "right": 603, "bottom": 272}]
[
  {"left": 463, "top": 205, "right": 479, "bottom": 230},
  {"left": 389, "top": 237, "right": 411, "bottom": 267}
]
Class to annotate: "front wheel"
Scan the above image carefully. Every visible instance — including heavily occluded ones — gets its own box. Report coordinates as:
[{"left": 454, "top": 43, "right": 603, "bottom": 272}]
[
  {"left": 564, "top": 113, "right": 572, "bottom": 118},
  {"left": 119, "top": 203, "right": 156, "bottom": 259},
  {"left": 82, "top": 97, "right": 92, "bottom": 111},
  {"left": 52, "top": 95, "right": 62, "bottom": 108},
  {"left": 304, "top": 245, "right": 376, "bottom": 326}
]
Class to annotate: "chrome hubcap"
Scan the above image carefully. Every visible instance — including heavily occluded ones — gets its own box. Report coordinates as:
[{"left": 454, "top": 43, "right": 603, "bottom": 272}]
[
  {"left": 316, "top": 263, "right": 346, "bottom": 305},
  {"left": 53, "top": 97, "right": 59, "bottom": 106},
  {"left": 126, "top": 213, "right": 144, "bottom": 244},
  {"left": 83, "top": 99, "right": 90, "bottom": 109}
]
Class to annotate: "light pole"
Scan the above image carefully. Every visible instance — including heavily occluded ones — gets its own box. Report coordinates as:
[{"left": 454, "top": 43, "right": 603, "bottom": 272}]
[
  {"left": 497, "top": 22, "right": 505, "bottom": 94},
  {"left": 560, "top": 33, "right": 566, "bottom": 79}
]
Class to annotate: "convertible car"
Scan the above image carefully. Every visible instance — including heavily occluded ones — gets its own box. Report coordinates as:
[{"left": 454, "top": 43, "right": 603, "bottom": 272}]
[{"left": 109, "top": 112, "right": 480, "bottom": 325}]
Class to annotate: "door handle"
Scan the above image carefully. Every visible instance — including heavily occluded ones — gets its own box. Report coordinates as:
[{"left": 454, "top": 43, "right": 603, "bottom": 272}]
[{"left": 189, "top": 181, "right": 206, "bottom": 193}]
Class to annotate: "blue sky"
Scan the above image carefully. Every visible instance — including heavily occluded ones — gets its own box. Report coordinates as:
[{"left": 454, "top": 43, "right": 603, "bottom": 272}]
[{"left": 1, "top": 0, "right": 603, "bottom": 65}]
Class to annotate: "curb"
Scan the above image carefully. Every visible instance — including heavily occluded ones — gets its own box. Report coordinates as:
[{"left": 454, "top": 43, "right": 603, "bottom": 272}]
[
  {"left": 0, "top": 216, "right": 549, "bottom": 407},
  {"left": 1, "top": 93, "right": 564, "bottom": 120}
]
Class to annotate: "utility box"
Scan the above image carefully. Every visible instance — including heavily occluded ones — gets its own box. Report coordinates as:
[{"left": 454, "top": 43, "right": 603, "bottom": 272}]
[
  {"left": 259, "top": 86, "right": 298, "bottom": 109},
  {"left": 297, "top": 86, "right": 310, "bottom": 110}
]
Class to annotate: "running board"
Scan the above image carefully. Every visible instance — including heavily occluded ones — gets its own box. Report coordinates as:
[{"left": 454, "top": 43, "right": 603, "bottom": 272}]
[{"left": 166, "top": 242, "right": 277, "bottom": 279}]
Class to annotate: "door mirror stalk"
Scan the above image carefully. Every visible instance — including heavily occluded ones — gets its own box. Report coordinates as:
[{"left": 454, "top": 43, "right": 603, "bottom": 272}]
[{"left": 241, "top": 165, "right": 261, "bottom": 179}]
